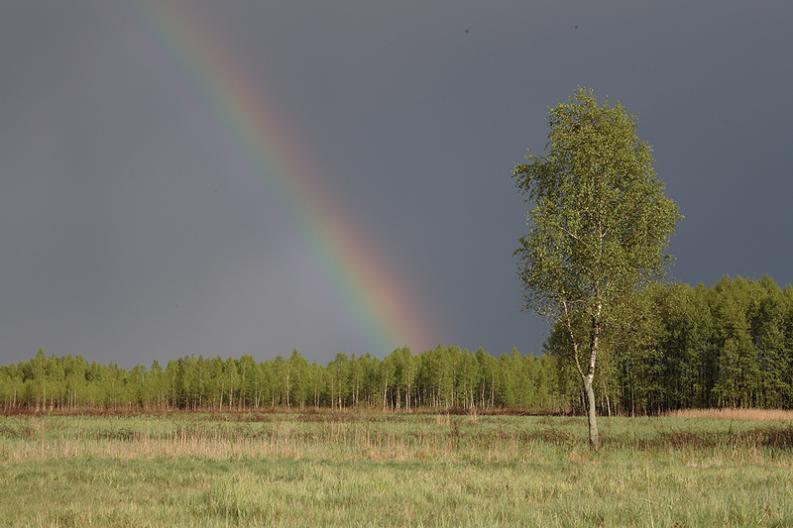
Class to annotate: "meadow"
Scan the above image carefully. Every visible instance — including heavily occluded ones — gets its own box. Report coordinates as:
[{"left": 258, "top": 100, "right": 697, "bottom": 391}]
[{"left": 1, "top": 411, "right": 793, "bottom": 527}]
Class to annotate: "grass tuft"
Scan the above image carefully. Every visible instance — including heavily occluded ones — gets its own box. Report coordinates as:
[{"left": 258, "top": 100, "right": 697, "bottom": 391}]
[{"left": 202, "top": 473, "right": 267, "bottom": 524}]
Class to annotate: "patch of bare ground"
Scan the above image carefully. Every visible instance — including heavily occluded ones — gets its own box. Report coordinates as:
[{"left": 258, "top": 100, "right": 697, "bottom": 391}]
[{"left": 665, "top": 408, "right": 793, "bottom": 422}]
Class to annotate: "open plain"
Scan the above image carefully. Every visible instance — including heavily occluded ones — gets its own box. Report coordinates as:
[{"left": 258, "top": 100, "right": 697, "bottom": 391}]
[{"left": 1, "top": 411, "right": 792, "bottom": 527}]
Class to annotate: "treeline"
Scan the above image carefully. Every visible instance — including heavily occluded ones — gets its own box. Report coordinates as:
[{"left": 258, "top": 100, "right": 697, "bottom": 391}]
[
  {"left": 550, "top": 276, "right": 793, "bottom": 415},
  {"left": 0, "top": 346, "right": 559, "bottom": 412},
  {"left": 2, "top": 276, "right": 792, "bottom": 414}
]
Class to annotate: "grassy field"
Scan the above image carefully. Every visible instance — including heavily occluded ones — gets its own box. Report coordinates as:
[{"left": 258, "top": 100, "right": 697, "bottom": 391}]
[{"left": 1, "top": 411, "right": 793, "bottom": 527}]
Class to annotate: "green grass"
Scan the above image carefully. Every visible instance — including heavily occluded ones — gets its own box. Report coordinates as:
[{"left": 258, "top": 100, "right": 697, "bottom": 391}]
[{"left": 1, "top": 412, "right": 792, "bottom": 527}]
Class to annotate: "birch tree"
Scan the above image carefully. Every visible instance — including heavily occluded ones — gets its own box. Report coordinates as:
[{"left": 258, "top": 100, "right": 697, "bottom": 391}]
[{"left": 513, "top": 88, "right": 680, "bottom": 449}]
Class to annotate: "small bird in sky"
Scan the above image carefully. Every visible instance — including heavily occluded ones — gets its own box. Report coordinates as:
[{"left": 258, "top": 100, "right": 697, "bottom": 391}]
[{"left": 464, "top": 28, "right": 469, "bottom": 34}]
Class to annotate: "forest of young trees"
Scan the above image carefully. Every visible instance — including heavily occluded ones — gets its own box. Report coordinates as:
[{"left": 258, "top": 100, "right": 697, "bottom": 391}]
[
  {"left": 551, "top": 275, "right": 793, "bottom": 415},
  {"left": 1, "top": 276, "right": 792, "bottom": 415},
  {"left": 0, "top": 345, "right": 558, "bottom": 413}
]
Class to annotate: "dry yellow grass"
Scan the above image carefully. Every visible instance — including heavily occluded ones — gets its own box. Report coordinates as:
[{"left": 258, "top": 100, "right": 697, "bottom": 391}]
[
  {"left": 665, "top": 408, "right": 793, "bottom": 421},
  {"left": 0, "top": 417, "right": 532, "bottom": 464},
  {"left": 0, "top": 435, "right": 540, "bottom": 465}
]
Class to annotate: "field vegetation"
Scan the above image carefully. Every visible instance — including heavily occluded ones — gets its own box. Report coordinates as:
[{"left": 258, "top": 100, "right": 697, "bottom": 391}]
[{"left": 1, "top": 411, "right": 793, "bottom": 527}]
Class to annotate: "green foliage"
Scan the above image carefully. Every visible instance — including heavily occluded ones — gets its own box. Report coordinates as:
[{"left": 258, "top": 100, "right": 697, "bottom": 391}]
[
  {"left": 547, "top": 276, "right": 793, "bottom": 413},
  {"left": 514, "top": 88, "right": 680, "bottom": 320},
  {"left": 2, "top": 279, "right": 792, "bottom": 415},
  {"left": 0, "top": 346, "right": 560, "bottom": 412},
  {"left": 514, "top": 88, "right": 681, "bottom": 446}
]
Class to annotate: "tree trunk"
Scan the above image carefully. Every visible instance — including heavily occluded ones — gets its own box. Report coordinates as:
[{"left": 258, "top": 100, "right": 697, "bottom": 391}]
[
  {"left": 586, "top": 299, "right": 603, "bottom": 448},
  {"left": 583, "top": 376, "right": 599, "bottom": 450}
]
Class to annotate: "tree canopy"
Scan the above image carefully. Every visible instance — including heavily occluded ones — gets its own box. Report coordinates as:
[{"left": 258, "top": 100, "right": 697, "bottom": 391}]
[{"left": 514, "top": 88, "right": 681, "bottom": 448}]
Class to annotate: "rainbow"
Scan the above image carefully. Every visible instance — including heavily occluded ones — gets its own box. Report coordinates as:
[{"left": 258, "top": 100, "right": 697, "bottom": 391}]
[{"left": 139, "top": 2, "right": 433, "bottom": 354}]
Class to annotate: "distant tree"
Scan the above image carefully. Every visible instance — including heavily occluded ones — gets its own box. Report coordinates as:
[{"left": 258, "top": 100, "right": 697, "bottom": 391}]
[
  {"left": 513, "top": 88, "right": 680, "bottom": 448},
  {"left": 288, "top": 350, "right": 309, "bottom": 407},
  {"left": 271, "top": 356, "right": 288, "bottom": 407},
  {"left": 328, "top": 353, "right": 350, "bottom": 408},
  {"left": 393, "top": 348, "right": 417, "bottom": 410},
  {"left": 751, "top": 277, "right": 789, "bottom": 407},
  {"left": 456, "top": 349, "right": 479, "bottom": 409},
  {"left": 475, "top": 348, "right": 497, "bottom": 408},
  {"left": 380, "top": 353, "right": 396, "bottom": 409}
]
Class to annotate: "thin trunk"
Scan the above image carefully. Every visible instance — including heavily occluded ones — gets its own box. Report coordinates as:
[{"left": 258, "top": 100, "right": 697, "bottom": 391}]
[
  {"left": 490, "top": 374, "right": 495, "bottom": 408},
  {"left": 584, "top": 300, "right": 602, "bottom": 450},
  {"left": 584, "top": 376, "right": 599, "bottom": 449}
]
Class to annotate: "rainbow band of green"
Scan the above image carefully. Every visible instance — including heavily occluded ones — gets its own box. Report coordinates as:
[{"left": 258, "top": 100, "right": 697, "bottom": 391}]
[{"left": 140, "top": 1, "right": 432, "bottom": 354}]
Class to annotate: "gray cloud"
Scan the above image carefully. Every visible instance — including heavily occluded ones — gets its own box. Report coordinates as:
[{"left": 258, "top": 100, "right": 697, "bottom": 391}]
[{"left": 1, "top": 1, "right": 791, "bottom": 366}]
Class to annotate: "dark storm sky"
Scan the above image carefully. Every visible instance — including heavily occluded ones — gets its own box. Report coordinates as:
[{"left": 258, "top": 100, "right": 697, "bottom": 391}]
[{"left": 1, "top": 1, "right": 792, "bottom": 366}]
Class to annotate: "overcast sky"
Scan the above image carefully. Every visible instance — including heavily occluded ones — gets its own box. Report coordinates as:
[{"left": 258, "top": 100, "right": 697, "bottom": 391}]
[{"left": 1, "top": 1, "right": 792, "bottom": 366}]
